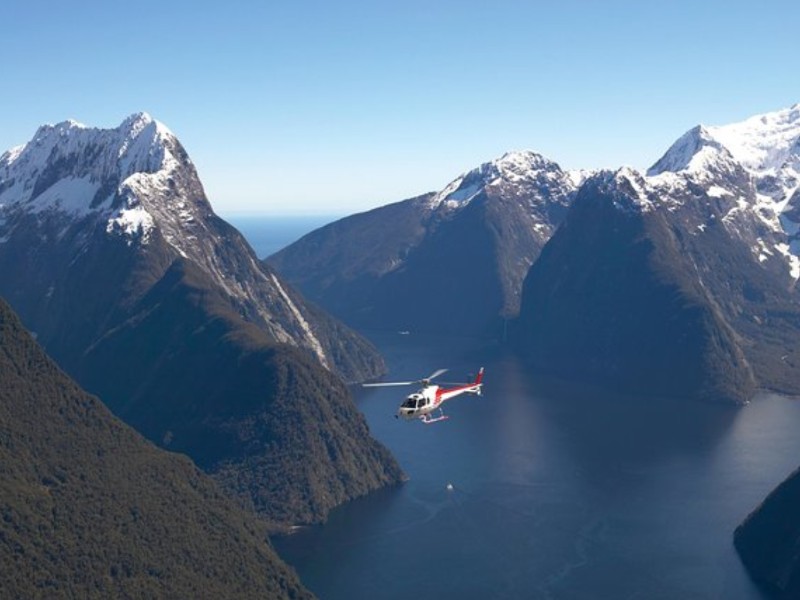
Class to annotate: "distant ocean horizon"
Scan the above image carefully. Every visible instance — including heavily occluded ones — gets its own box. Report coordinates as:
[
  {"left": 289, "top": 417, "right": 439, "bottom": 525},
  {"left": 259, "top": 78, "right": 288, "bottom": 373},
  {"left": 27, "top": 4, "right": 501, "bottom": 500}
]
[{"left": 224, "top": 214, "right": 342, "bottom": 258}]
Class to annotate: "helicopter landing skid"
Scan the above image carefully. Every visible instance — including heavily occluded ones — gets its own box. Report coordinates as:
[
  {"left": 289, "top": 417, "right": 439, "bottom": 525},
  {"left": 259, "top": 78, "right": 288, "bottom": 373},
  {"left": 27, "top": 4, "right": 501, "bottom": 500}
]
[{"left": 421, "top": 410, "right": 449, "bottom": 425}]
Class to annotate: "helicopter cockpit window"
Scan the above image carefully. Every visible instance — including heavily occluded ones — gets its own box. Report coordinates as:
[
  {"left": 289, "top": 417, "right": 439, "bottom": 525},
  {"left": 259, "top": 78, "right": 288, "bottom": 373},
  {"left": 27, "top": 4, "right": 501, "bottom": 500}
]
[{"left": 402, "top": 394, "right": 427, "bottom": 410}]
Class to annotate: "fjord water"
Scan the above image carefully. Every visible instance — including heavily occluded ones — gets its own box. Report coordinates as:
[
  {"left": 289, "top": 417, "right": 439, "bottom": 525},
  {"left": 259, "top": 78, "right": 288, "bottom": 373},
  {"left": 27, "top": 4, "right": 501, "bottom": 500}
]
[
  {"left": 234, "top": 218, "right": 799, "bottom": 598},
  {"left": 273, "top": 332, "right": 800, "bottom": 599}
]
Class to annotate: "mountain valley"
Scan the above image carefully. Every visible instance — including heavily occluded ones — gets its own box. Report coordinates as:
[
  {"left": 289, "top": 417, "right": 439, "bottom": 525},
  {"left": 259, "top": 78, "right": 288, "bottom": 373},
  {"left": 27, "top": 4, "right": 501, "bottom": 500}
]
[
  {"left": 269, "top": 151, "right": 584, "bottom": 337},
  {"left": 4, "top": 104, "right": 800, "bottom": 598}
]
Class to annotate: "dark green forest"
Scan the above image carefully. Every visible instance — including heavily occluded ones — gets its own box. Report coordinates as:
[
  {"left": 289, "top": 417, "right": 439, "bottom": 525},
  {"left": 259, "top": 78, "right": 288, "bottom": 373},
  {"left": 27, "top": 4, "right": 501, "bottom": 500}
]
[{"left": 0, "top": 298, "right": 312, "bottom": 599}]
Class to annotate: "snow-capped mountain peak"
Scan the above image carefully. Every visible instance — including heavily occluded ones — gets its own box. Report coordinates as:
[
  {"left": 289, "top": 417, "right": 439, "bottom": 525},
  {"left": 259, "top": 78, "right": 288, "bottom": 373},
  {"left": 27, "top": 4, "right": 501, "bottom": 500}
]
[
  {"left": 0, "top": 113, "right": 382, "bottom": 379},
  {"left": 0, "top": 113, "right": 195, "bottom": 239},
  {"left": 427, "top": 149, "right": 573, "bottom": 210},
  {"left": 116, "top": 112, "right": 180, "bottom": 174},
  {"left": 648, "top": 104, "right": 800, "bottom": 189},
  {"left": 121, "top": 111, "right": 158, "bottom": 135},
  {"left": 492, "top": 150, "right": 557, "bottom": 177},
  {"left": 705, "top": 103, "right": 800, "bottom": 174},
  {"left": 2, "top": 112, "right": 179, "bottom": 187},
  {"left": 583, "top": 167, "right": 658, "bottom": 214},
  {"left": 644, "top": 104, "right": 800, "bottom": 283},
  {"left": 0, "top": 112, "right": 221, "bottom": 277}
]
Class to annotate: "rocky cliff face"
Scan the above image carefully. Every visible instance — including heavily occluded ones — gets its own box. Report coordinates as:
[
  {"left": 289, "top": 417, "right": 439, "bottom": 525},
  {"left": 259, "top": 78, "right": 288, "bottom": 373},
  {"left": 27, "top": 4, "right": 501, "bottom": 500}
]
[
  {"left": 269, "top": 151, "right": 584, "bottom": 336},
  {"left": 0, "top": 298, "right": 312, "bottom": 599},
  {"left": 0, "top": 114, "right": 403, "bottom": 525}
]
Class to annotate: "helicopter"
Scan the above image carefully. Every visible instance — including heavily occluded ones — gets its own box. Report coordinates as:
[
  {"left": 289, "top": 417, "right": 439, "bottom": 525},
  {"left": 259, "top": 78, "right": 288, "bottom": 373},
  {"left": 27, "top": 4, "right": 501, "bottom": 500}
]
[{"left": 363, "top": 367, "right": 484, "bottom": 424}]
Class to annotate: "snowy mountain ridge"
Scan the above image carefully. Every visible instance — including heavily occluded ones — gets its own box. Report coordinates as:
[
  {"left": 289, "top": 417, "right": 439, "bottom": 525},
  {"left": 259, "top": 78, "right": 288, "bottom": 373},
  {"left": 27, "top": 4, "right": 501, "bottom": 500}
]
[
  {"left": 0, "top": 112, "right": 176, "bottom": 195},
  {"left": 0, "top": 112, "right": 262, "bottom": 307},
  {"left": 427, "top": 149, "right": 587, "bottom": 212},
  {"left": 617, "top": 104, "right": 800, "bottom": 282},
  {"left": 0, "top": 112, "right": 194, "bottom": 248},
  {"left": 596, "top": 161, "right": 800, "bottom": 280},
  {"left": 707, "top": 103, "right": 800, "bottom": 177},
  {"left": 649, "top": 104, "right": 800, "bottom": 178}
]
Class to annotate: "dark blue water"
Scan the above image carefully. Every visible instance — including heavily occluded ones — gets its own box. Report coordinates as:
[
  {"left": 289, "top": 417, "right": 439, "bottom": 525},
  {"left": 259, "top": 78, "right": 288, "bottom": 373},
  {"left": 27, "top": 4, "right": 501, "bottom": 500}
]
[
  {"left": 273, "top": 332, "right": 800, "bottom": 599},
  {"left": 225, "top": 214, "right": 340, "bottom": 258}
]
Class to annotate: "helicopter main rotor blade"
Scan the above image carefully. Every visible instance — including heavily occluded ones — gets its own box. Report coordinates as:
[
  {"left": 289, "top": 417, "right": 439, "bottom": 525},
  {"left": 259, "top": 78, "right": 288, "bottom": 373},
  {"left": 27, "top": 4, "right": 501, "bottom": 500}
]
[
  {"left": 426, "top": 368, "right": 448, "bottom": 381},
  {"left": 363, "top": 369, "right": 448, "bottom": 388}
]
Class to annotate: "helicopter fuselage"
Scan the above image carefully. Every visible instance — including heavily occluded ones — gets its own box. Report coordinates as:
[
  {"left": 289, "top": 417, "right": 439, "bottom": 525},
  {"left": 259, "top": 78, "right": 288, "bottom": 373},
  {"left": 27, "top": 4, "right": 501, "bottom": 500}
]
[
  {"left": 363, "top": 367, "right": 484, "bottom": 424},
  {"left": 396, "top": 380, "right": 482, "bottom": 421}
]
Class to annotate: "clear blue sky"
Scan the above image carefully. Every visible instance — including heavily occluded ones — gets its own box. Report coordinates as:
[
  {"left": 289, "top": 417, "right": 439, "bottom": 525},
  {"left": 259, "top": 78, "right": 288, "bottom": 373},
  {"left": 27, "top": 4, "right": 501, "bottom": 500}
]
[{"left": 2, "top": 0, "right": 799, "bottom": 216}]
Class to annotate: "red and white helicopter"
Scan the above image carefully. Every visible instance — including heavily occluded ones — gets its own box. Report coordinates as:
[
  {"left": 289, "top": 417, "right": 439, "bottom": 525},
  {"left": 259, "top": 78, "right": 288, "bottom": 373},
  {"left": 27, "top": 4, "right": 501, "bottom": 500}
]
[{"left": 363, "top": 367, "right": 484, "bottom": 424}]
